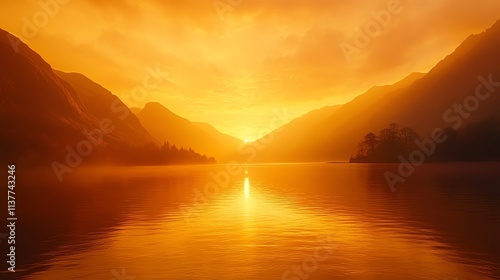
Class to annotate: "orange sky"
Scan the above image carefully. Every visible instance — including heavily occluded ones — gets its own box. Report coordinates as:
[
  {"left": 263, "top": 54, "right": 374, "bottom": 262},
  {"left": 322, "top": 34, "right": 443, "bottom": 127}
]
[{"left": 1, "top": 0, "right": 500, "bottom": 140}]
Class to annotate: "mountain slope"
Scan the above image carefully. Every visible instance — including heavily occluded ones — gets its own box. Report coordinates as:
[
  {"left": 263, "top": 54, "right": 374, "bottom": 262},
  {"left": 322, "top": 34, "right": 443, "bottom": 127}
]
[
  {"left": 0, "top": 29, "right": 157, "bottom": 163},
  {"left": 250, "top": 104, "right": 342, "bottom": 162},
  {"left": 129, "top": 107, "right": 143, "bottom": 115},
  {"left": 193, "top": 121, "right": 242, "bottom": 148},
  {"left": 256, "top": 19, "right": 500, "bottom": 162},
  {"left": 55, "top": 71, "right": 157, "bottom": 146},
  {"left": 255, "top": 72, "right": 426, "bottom": 162},
  {"left": 0, "top": 29, "right": 98, "bottom": 162},
  {"left": 135, "top": 102, "right": 241, "bottom": 160}
]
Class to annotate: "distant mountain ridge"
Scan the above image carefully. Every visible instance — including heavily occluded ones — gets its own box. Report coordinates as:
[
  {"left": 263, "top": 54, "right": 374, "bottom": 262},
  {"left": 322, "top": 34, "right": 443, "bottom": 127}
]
[
  {"left": 134, "top": 102, "right": 242, "bottom": 161},
  {"left": 255, "top": 19, "right": 500, "bottom": 162},
  {"left": 254, "top": 72, "right": 426, "bottom": 162}
]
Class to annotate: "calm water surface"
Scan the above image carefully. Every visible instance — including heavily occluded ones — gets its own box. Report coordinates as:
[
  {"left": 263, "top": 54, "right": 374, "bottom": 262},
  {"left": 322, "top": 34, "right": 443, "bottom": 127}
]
[{"left": 8, "top": 163, "right": 500, "bottom": 279}]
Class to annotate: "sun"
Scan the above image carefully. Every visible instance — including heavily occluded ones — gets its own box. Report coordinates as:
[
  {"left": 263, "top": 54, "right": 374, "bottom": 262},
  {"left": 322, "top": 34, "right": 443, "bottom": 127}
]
[{"left": 244, "top": 139, "right": 251, "bottom": 143}]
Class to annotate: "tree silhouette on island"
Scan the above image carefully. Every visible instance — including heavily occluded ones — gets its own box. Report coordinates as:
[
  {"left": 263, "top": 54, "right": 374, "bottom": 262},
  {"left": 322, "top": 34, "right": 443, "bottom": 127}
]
[
  {"left": 351, "top": 118, "right": 500, "bottom": 163},
  {"left": 350, "top": 123, "right": 419, "bottom": 163}
]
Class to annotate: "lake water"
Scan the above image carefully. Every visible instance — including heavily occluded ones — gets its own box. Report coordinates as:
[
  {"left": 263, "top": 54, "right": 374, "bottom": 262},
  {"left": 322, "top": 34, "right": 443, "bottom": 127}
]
[{"left": 6, "top": 163, "right": 500, "bottom": 279}]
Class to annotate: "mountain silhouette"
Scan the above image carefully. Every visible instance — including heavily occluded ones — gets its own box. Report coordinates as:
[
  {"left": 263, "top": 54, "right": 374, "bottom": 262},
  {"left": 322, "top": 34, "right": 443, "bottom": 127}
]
[
  {"left": 255, "top": 72, "right": 425, "bottom": 162},
  {"left": 55, "top": 71, "right": 157, "bottom": 146},
  {"left": 255, "top": 19, "right": 500, "bottom": 162},
  {"left": 0, "top": 29, "right": 213, "bottom": 166},
  {"left": 0, "top": 29, "right": 100, "bottom": 163},
  {"left": 135, "top": 102, "right": 242, "bottom": 161}
]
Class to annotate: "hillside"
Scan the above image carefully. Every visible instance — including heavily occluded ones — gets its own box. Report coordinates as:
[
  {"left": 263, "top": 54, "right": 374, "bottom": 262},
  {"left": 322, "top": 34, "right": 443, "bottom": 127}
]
[
  {"left": 0, "top": 29, "right": 210, "bottom": 167},
  {"left": 136, "top": 102, "right": 242, "bottom": 161},
  {"left": 255, "top": 20, "right": 500, "bottom": 162},
  {"left": 55, "top": 71, "right": 157, "bottom": 146}
]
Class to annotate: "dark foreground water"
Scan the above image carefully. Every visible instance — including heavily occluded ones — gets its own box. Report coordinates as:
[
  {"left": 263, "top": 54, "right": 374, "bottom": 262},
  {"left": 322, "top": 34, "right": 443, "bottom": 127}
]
[{"left": 2, "top": 163, "right": 499, "bottom": 279}]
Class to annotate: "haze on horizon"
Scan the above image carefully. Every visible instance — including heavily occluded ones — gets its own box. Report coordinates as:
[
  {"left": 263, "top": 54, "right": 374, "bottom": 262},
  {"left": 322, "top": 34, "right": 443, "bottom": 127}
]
[{"left": 1, "top": 0, "right": 499, "bottom": 140}]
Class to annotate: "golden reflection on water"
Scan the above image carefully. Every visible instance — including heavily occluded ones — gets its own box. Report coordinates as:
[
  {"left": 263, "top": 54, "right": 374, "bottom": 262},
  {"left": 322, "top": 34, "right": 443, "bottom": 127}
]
[
  {"left": 244, "top": 177, "right": 250, "bottom": 200},
  {"left": 24, "top": 164, "right": 500, "bottom": 280}
]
